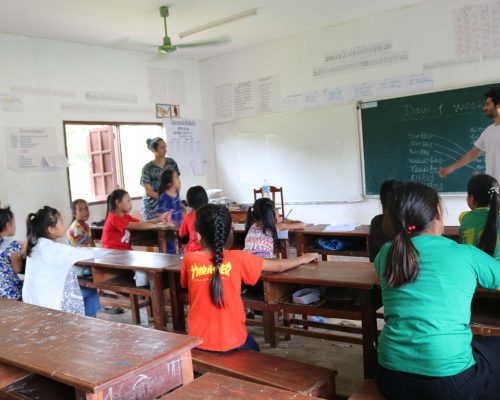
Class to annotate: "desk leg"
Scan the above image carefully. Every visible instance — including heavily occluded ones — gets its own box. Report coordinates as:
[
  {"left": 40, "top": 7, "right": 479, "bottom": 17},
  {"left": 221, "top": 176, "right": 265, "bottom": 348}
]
[
  {"left": 158, "top": 230, "right": 167, "bottom": 254},
  {"left": 358, "top": 288, "right": 378, "bottom": 379},
  {"left": 168, "top": 271, "right": 186, "bottom": 332},
  {"left": 180, "top": 350, "right": 194, "bottom": 385},
  {"left": 296, "top": 232, "right": 304, "bottom": 256},
  {"left": 150, "top": 271, "right": 167, "bottom": 331}
]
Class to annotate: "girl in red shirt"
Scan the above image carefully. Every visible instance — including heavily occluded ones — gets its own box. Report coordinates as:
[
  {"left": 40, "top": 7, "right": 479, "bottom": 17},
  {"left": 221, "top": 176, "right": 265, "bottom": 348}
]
[
  {"left": 179, "top": 186, "right": 208, "bottom": 253},
  {"left": 181, "top": 204, "right": 317, "bottom": 352},
  {"left": 102, "top": 189, "right": 157, "bottom": 250}
]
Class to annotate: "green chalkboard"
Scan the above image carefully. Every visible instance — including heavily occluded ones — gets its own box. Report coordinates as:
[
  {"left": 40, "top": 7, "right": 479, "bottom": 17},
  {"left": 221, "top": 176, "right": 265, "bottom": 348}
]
[{"left": 360, "top": 84, "right": 494, "bottom": 195}]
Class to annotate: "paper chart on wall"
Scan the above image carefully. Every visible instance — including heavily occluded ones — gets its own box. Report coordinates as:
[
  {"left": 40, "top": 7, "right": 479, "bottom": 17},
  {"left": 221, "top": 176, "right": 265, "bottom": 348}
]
[
  {"left": 216, "top": 74, "right": 280, "bottom": 121},
  {"left": 454, "top": 1, "right": 500, "bottom": 58},
  {"left": 6, "top": 127, "right": 57, "bottom": 172},
  {"left": 148, "top": 67, "right": 186, "bottom": 104},
  {"left": 313, "top": 40, "right": 409, "bottom": 78},
  {"left": 164, "top": 119, "right": 205, "bottom": 176},
  {"left": 84, "top": 92, "right": 138, "bottom": 103}
]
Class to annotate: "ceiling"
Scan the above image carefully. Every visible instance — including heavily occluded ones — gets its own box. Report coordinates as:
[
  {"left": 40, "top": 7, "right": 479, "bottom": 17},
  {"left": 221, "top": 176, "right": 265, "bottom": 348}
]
[{"left": 0, "top": 0, "right": 430, "bottom": 61}]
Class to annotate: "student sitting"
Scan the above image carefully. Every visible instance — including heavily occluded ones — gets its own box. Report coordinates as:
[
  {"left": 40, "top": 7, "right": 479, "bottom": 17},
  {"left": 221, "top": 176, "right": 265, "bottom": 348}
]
[
  {"left": 66, "top": 198, "right": 93, "bottom": 247},
  {"left": 181, "top": 204, "right": 317, "bottom": 352},
  {"left": 65, "top": 198, "right": 101, "bottom": 317},
  {"left": 460, "top": 173, "right": 500, "bottom": 260},
  {"left": 102, "top": 189, "right": 156, "bottom": 250},
  {"left": 23, "top": 206, "right": 99, "bottom": 316},
  {"left": 179, "top": 186, "right": 208, "bottom": 253},
  {"left": 368, "top": 179, "right": 402, "bottom": 262},
  {"left": 244, "top": 197, "right": 305, "bottom": 258},
  {"left": 0, "top": 206, "right": 23, "bottom": 300},
  {"left": 157, "top": 169, "right": 183, "bottom": 254},
  {"left": 374, "top": 182, "right": 500, "bottom": 400}
]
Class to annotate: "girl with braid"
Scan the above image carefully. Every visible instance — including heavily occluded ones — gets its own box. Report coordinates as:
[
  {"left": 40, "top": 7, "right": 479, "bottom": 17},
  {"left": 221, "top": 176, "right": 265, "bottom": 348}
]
[{"left": 181, "top": 204, "right": 317, "bottom": 352}]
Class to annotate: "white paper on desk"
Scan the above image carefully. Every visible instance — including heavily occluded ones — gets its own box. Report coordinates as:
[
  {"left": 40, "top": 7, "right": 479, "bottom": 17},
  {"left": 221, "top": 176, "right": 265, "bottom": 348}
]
[
  {"left": 323, "top": 224, "right": 360, "bottom": 232},
  {"left": 278, "top": 230, "right": 289, "bottom": 239},
  {"left": 233, "top": 223, "right": 245, "bottom": 231}
]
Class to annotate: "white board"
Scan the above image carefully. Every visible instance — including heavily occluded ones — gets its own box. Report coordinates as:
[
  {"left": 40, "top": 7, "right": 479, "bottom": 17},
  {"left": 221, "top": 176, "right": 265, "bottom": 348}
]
[{"left": 213, "top": 104, "right": 362, "bottom": 203}]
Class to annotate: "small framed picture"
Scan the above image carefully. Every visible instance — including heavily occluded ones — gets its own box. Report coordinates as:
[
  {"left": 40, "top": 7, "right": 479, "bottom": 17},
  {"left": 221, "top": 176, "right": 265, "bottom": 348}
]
[
  {"left": 156, "top": 104, "right": 171, "bottom": 118},
  {"left": 156, "top": 104, "right": 181, "bottom": 118}
]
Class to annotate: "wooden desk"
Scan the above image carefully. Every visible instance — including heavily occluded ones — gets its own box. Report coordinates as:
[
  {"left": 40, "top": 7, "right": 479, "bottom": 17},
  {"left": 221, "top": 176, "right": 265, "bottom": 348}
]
[
  {"left": 76, "top": 250, "right": 184, "bottom": 331},
  {"left": 260, "top": 261, "right": 380, "bottom": 379},
  {"left": 296, "top": 225, "right": 460, "bottom": 259},
  {"left": 90, "top": 224, "right": 181, "bottom": 254},
  {"left": 0, "top": 299, "right": 201, "bottom": 400},
  {"left": 162, "top": 372, "right": 321, "bottom": 400}
]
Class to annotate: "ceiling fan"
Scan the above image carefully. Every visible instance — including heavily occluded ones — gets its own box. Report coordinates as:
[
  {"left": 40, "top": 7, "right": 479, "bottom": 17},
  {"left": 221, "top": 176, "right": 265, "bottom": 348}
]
[{"left": 157, "top": 5, "right": 230, "bottom": 54}]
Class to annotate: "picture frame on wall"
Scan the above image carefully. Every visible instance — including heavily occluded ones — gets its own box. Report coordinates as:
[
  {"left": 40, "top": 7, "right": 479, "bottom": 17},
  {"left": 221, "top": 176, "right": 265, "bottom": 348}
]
[{"left": 156, "top": 103, "right": 181, "bottom": 118}]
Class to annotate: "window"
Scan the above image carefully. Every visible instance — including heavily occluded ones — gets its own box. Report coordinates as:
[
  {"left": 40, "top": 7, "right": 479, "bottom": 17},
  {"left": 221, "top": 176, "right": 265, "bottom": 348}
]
[{"left": 64, "top": 122, "right": 163, "bottom": 203}]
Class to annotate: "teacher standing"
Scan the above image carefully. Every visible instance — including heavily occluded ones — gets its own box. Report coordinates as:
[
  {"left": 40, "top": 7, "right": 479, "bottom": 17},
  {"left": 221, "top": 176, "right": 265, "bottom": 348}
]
[
  {"left": 140, "top": 137, "right": 180, "bottom": 220},
  {"left": 439, "top": 88, "right": 500, "bottom": 180}
]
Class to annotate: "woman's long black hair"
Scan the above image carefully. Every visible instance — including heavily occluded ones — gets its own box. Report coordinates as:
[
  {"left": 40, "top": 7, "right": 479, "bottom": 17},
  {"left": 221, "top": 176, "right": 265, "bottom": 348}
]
[
  {"left": 26, "top": 206, "right": 60, "bottom": 256},
  {"left": 467, "top": 174, "right": 500, "bottom": 256},
  {"left": 383, "top": 182, "right": 440, "bottom": 287},
  {"left": 245, "top": 198, "right": 278, "bottom": 244},
  {"left": 195, "top": 204, "right": 232, "bottom": 308}
]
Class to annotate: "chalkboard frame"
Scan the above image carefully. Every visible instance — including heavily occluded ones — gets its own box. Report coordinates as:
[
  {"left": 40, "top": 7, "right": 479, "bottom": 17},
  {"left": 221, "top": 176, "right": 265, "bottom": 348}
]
[{"left": 358, "top": 82, "right": 495, "bottom": 196}]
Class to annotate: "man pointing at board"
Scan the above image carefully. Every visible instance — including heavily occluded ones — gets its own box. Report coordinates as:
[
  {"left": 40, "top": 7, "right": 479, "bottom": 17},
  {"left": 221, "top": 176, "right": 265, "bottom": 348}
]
[{"left": 439, "top": 88, "right": 500, "bottom": 179}]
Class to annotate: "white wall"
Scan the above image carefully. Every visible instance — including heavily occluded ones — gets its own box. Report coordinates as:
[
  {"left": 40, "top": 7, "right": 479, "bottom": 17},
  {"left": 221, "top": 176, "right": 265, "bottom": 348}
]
[
  {"left": 0, "top": 33, "right": 203, "bottom": 238},
  {"left": 199, "top": 0, "right": 500, "bottom": 225}
]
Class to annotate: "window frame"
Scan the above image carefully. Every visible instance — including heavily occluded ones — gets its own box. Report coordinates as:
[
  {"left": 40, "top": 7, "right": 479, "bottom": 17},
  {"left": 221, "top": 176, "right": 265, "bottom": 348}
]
[{"left": 63, "top": 121, "right": 163, "bottom": 206}]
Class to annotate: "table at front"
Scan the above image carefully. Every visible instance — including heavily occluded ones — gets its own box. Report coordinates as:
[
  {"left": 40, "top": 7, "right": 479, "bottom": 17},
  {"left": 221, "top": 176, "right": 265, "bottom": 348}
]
[
  {"left": 260, "top": 261, "right": 380, "bottom": 379},
  {"left": 90, "top": 224, "right": 181, "bottom": 254},
  {"left": 0, "top": 299, "right": 201, "bottom": 400},
  {"left": 295, "top": 224, "right": 460, "bottom": 258},
  {"left": 76, "top": 250, "right": 184, "bottom": 331}
]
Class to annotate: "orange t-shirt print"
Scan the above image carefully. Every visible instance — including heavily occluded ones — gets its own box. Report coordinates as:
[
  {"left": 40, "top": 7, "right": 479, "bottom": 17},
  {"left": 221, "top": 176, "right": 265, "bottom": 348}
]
[{"left": 181, "top": 250, "right": 263, "bottom": 351}]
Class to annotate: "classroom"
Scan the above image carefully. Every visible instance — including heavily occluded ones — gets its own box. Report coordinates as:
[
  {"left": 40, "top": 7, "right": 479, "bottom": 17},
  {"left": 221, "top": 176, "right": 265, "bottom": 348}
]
[{"left": 2, "top": 0, "right": 500, "bottom": 399}]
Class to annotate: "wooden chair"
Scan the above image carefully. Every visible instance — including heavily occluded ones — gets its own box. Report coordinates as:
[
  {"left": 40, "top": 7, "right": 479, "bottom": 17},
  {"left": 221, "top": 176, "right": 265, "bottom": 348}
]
[{"left": 253, "top": 186, "right": 285, "bottom": 218}]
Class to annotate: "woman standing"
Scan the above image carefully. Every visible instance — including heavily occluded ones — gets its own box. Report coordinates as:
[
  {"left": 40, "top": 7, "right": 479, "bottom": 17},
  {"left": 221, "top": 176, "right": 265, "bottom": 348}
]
[{"left": 140, "top": 137, "right": 180, "bottom": 220}]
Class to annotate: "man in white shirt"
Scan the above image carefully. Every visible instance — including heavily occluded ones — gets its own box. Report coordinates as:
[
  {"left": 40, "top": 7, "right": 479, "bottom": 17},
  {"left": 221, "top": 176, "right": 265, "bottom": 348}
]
[{"left": 439, "top": 88, "right": 500, "bottom": 180}]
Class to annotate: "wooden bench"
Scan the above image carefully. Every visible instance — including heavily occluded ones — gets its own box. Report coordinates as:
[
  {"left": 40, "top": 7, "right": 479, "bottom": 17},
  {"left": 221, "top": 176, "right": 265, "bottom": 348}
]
[
  {"left": 348, "top": 380, "right": 385, "bottom": 400},
  {"left": 162, "top": 372, "right": 322, "bottom": 399},
  {"left": 191, "top": 348, "right": 336, "bottom": 399},
  {"left": 79, "top": 276, "right": 152, "bottom": 324}
]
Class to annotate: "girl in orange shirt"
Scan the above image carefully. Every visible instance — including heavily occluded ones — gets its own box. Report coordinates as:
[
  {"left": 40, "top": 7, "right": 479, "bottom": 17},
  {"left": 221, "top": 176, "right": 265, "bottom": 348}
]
[{"left": 181, "top": 204, "right": 317, "bottom": 352}]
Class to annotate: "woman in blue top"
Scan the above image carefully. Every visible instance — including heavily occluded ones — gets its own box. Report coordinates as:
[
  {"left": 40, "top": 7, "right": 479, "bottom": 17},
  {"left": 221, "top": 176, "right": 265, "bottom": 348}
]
[
  {"left": 140, "top": 137, "right": 180, "bottom": 220},
  {"left": 375, "top": 182, "right": 500, "bottom": 400}
]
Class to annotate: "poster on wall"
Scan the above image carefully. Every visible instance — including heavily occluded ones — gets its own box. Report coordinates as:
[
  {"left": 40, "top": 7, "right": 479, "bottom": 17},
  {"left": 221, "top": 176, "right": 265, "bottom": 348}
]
[
  {"left": 163, "top": 119, "right": 205, "bottom": 176},
  {"left": 5, "top": 127, "right": 59, "bottom": 172}
]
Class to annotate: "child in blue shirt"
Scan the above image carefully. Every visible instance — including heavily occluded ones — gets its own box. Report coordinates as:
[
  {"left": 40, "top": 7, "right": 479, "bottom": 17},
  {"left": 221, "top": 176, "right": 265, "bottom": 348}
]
[{"left": 157, "top": 169, "right": 183, "bottom": 253}]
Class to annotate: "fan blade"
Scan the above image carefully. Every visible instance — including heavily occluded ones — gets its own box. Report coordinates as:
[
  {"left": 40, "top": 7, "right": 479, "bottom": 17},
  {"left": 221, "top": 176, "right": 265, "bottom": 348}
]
[{"left": 175, "top": 35, "right": 231, "bottom": 49}]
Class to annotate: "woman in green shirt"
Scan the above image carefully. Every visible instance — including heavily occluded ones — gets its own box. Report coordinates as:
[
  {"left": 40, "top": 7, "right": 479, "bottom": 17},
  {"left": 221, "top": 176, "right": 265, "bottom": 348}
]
[
  {"left": 140, "top": 137, "right": 180, "bottom": 220},
  {"left": 375, "top": 182, "right": 500, "bottom": 400},
  {"left": 460, "top": 173, "right": 500, "bottom": 260}
]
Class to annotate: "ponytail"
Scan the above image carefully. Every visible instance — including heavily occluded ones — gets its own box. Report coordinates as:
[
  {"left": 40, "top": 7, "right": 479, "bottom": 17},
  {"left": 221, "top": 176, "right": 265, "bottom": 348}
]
[
  {"left": 385, "top": 230, "right": 419, "bottom": 287},
  {"left": 26, "top": 206, "right": 59, "bottom": 256},
  {"left": 245, "top": 198, "right": 278, "bottom": 244},
  {"left": 383, "top": 182, "right": 440, "bottom": 288},
  {"left": 195, "top": 204, "right": 232, "bottom": 308},
  {"left": 478, "top": 185, "right": 500, "bottom": 256}
]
